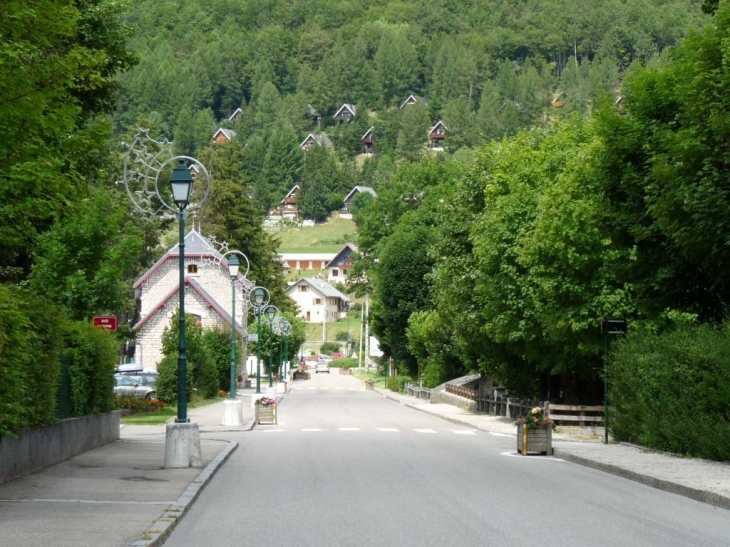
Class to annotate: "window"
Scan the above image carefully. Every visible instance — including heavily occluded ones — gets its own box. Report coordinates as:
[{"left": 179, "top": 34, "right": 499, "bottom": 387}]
[
  {"left": 313, "top": 298, "right": 322, "bottom": 305},
  {"left": 187, "top": 264, "right": 198, "bottom": 275},
  {"left": 299, "top": 285, "right": 308, "bottom": 292},
  {"left": 332, "top": 269, "right": 339, "bottom": 277}
]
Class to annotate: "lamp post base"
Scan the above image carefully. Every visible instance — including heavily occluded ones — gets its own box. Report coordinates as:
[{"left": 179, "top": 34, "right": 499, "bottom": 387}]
[
  {"left": 164, "top": 422, "right": 202, "bottom": 468},
  {"left": 221, "top": 399, "right": 244, "bottom": 426}
]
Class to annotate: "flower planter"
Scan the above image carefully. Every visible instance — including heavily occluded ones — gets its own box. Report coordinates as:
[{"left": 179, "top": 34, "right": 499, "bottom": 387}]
[
  {"left": 517, "top": 424, "right": 553, "bottom": 455},
  {"left": 255, "top": 402, "right": 277, "bottom": 425}
]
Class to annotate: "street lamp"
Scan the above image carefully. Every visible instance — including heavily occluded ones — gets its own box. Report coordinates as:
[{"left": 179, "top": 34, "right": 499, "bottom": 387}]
[
  {"left": 227, "top": 254, "right": 240, "bottom": 399},
  {"left": 251, "top": 286, "right": 269, "bottom": 394},
  {"left": 171, "top": 161, "right": 193, "bottom": 424},
  {"left": 279, "top": 317, "right": 291, "bottom": 380},
  {"left": 265, "top": 305, "right": 279, "bottom": 387},
  {"left": 221, "top": 254, "right": 245, "bottom": 427}
]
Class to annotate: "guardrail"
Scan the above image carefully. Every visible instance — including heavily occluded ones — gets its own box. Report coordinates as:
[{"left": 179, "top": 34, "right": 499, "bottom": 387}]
[{"left": 405, "top": 382, "right": 431, "bottom": 400}]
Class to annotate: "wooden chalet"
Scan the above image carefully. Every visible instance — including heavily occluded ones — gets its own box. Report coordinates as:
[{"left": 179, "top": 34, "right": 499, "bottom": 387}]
[
  {"left": 343, "top": 186, "right": 376, "bottom": 211},
  {"left": 400, "top": 94, "right": 428, "bottom": 109},
  {"left": 333, "top": 103, "right": 357, "bottom": 124},
  {"left": 278, "top": 184, "right": 300, "bottom": 220},
  {"left": 300, "top": 133, "right": 333, "bottom": 151},
  {"left": 212, "top": 127, "right": 236, "bottom": 145},
  {"left": 228, "top": 107, "right": 244, "bottom": 121},
  {"left": 428, "top": 121, "right": 446, "bottom": 150},
  {"left": 361, "top": 127, "right": 375, "bottom": 155}
]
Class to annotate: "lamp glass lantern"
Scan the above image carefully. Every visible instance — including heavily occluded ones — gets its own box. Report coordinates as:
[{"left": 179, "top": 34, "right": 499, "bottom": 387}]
[
  {"left": 170, "top": 160, "right": 193, "bottom": 209},
  {"left": 228, "top": 254, "right": 240, "bottom": 279}
]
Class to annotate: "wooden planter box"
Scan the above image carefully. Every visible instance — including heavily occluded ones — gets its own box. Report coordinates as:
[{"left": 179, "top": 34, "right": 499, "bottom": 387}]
[
  {"left": 255, "top": 403, "right": 277, "bottom": 425},
  {"left": 339, "top": 367, "right": 351, "bottom": 375},
  {"left": 517, "top": 424, "right": 553, "bottom": 455}
]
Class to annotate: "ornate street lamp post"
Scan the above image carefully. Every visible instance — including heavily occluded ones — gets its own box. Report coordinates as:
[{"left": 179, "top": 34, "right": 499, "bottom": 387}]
[
  {"left": 265, "top": 305, "right": 279, "bottom": 387},
  {"left": 251, "top": 287, "right": 270, "bottom": 394},
  {"left": 227, "top": 254, "right": 240, "bottom": 400},
  {"left": 170, "top": 161, "right": 193, "bottom": 424}
]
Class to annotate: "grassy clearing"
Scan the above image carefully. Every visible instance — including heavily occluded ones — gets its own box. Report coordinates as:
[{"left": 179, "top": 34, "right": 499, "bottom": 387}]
[
  {"left": 276, "top": 216, "right": 356, "bottom": 253},
  {"left": 120, "top": 396, "right": 225, "bottom": 425}
]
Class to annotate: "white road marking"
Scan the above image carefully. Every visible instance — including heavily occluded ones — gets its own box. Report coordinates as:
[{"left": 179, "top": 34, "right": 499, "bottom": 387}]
[
  {"left": 377, "top": 428, "right": 399, "bottom": 432},
  {"left": 452, "top": 429, "right": 476, "bottom": 435},
  {"left": 339, "top": 428, "right": 360, "bottom": 431},
  {"left": 261, "top": 429, "right": 283, "bottom": 433},
  {"left": 414, "top": 429, "right": 437, "bottom": 434},
  {"left": 321, "top": 387, "right": 330, "bottom": 390},
  {"left": 490, "top": 432, "right": 513, "bottom": 437},
  {"left": 301, "top": 428, "right": 321, "bottom": 432},
  {"left": 308, "top": 387, "right": 316, "bottom": 390},
  {"left": 347, "top": 388, "right": 356, "bottom": 391}
]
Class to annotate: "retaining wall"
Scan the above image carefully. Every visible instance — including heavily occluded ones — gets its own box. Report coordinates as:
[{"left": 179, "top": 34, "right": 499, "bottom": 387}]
[{"left": 0, "top": 411, "right": 120, "bottom": 484}]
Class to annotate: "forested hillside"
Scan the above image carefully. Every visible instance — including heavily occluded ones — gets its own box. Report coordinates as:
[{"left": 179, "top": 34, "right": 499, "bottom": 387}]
[{"left": 115, "top": 0, "right": 707, "bottom": 216}]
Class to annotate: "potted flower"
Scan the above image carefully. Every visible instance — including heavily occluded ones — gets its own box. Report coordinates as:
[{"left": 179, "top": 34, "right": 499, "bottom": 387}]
[
  {"left": 255, "top": 397, "right": 278, "bottom": 424},
  {"left": 515, "top": 406, "right": 554, "bottom": 455}
]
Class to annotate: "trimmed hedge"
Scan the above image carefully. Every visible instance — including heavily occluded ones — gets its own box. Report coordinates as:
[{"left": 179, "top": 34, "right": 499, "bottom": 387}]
[
  {"left": 609, "top": 321, "right": 730, "bottom": 461},
  {"left": 0, "top": 286, "right": 64, "bottom": 436}
]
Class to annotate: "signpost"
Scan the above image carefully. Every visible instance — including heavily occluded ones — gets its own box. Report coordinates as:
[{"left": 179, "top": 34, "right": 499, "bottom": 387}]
[
  {"left": 93, "top": 316, "right": 118, "bottom": 332},
  {"left": 601, "top": 318, "right": 627, "bottom": 444}
]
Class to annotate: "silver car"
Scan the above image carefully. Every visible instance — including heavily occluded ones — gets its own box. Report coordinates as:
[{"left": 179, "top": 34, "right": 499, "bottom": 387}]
[
  {"left": 315, "top": 361, "right": 330, "bottom": 374},
  {"left": 113, "top": 374, "right": 157, "bottom": 400}
]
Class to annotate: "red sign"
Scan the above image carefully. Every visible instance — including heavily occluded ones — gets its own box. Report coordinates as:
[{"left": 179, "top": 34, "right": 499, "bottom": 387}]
[{"left": 93, "top": 316, "right": 118, "bottom": 332}]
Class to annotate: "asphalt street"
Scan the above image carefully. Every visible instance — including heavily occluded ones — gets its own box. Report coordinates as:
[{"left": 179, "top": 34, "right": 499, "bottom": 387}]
[{"left": 1, "top": 371, "right": 729, "bottom": 547}]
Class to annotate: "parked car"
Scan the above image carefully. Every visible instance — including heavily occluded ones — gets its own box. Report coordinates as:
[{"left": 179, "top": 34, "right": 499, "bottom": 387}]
[
  {"left": 315, "top": 361, "right": 330, "bottom": 374},
  {"left": 113, "top": 374, "right": 157, "bottom": 400},
  {"left": 126, "top": 372, "right": 158, "bottom": 387}
]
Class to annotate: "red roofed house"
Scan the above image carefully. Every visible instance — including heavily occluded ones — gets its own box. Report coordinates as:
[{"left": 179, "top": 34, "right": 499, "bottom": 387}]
[{"left": 132, "top": 230, "right": 252, "bottom": 370}]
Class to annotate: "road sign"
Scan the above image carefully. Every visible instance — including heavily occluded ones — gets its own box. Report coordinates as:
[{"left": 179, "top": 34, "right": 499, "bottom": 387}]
[
  {"left": 601, "top": 319, "right": 627, "bottom": 335},
  {"left": 93, "top": 316, "right": 118, "bottom": 332}
]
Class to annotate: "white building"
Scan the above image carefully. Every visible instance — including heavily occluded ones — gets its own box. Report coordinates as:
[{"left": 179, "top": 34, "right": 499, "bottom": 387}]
[
  {"left": 286, "top": 277, "right": 351, "bottom": 323},
  {"left": 132, "top": 230, "right": 252, "bottom": 370}
]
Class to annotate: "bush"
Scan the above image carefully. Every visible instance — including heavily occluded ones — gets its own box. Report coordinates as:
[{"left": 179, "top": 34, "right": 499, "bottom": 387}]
[
  {"left": 320, "top": 341, "right": 340, "bottom": 355},
  {"left": 114, "top": 396, "right": 165, "bottom": 414},
  {"left": 386, "top": 375, "right": 413, "bottom": 393},
  {"left": 0, "top": 286, "right": 64, "bottom": 436},
  {"left": 63, "top": 320, "right": 117, "bottom": 416},
  {"left": 335, "top": 331, "right": 352, "bottom": 342},
  {"left": 155, "top": 354, "right": 191, "bottom": 405},
  {"left": 610, "top": 321, "right": 730, "bottom": 460},
  {"left": 329, "top": 357, "right": 357, "bottom": 368},
  {"left": 203, "top": 327, "right": 240, "bottom": 393}
]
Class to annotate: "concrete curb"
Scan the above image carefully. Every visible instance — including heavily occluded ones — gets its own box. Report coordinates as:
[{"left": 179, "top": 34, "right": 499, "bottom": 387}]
[
  {"left": 552, "top": 448, "right": 730, "bottom": 511},
  {"left": 129, "top": 440, "right": 239, "bottom": 547}
]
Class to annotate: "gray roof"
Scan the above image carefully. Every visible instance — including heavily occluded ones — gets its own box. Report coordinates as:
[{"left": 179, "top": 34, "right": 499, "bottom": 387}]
[
  {"left": 168, "top": 229, "right": 219, "bottom": 256},
  {"left": 292, "top": 278, "right": 351, "bottom": 301}
]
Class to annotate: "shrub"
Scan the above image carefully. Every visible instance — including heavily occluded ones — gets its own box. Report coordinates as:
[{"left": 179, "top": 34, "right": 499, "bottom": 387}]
[
  {"left": 610, "top": 321, "right": 730, "bottom": 461},
  {"left": 320, "top": 341, "right": 340, "bottom": 355},
  {"left": 0, "top": 286, "right": 64, "bottom": 436},
  {"left": 114, "top": 396, "right": 165, "bottom": 414},
  {"left": 335, "top": 331, "right": 352, "bottom": 342},
  {"left": 155, "top": 354, "right": 191, "bottom": 405},
  {"left": 203, "top": 327, "right": 240, "bottom": 393},
  {"left": 386, "top": 375, "right": 413, "bottom": 393}
]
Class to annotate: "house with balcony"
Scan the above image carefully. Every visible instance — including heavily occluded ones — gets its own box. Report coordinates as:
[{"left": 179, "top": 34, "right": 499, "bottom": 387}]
[{"left": 286, "top": 277, "right": 351, "bottom": 323}]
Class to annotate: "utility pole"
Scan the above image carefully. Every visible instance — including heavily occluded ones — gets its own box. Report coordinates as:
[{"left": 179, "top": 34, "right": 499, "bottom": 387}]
[{"left": 364, "top": 294, "right": 370, "bottom": 371}]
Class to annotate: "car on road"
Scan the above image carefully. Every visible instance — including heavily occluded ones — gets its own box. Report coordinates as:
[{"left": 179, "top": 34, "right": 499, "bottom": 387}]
[
  {"left": 315, "top": 361, "right": 330, "bottom": 374},
  {"left": 113, "top": 374, "right": 157, "bottom": 400}
]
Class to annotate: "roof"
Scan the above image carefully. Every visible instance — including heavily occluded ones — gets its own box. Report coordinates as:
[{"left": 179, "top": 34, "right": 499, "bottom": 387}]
[
  {"left": 228, "top": 107, "right": 243, "bottom": 121},
  {"left": 334, "top": 104, "right": 356, "bottom": 118},
  {"left": 324, "top": 243, "right": 358, "bottom": 268},
  {"left": 300, "top": 133, "right": 333, "bottom": 149},
  {"left": 287, "top": 277, "right": 351, "bottom": 302},
  {"left": 361, "top": 127, "right": 374, "bottom": 140},
  {"left": 344, "top": 186, "right": 377, "bottom": 202},
  {"left": 281, "top": 185, "right": 300, "bottom": 202},
  {"left": 400, "top": 95, "right": 428, "bottom": 109},
  {"left": 212, "top": 127, "right": 236, "bottom": 141},
  {"left": 429, "top": 120, "right": 446, "bottom": 134},
  {"left": 133, "top": 278, "right": 246, "bottom": 336}
]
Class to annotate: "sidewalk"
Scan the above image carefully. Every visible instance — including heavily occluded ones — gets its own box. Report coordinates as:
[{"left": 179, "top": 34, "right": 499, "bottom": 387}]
[
  {"left": 0, "top": 391, "right": 258, "bottom": 547},
  {"left": 374, "top": 386, "right": 730, "bottom": 510}
]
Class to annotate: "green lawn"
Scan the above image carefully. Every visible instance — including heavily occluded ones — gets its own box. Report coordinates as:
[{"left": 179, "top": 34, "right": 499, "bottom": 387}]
[
  {"left": 120, "top": 396, "right": 225, "bottom": 425},
  {"left": 276, "top": 216, "right": 356, "bottom": 253}
]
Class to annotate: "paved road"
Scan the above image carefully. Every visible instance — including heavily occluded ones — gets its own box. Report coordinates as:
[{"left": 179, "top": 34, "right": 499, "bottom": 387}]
[{"left": 163, "top": 373, "right": 730, "bottom": 547}]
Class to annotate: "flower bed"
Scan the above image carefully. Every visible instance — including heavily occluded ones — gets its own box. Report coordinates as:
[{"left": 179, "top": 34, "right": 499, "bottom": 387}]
[{"left": 515, "top": 406, "right": 554, "bottom": 455}]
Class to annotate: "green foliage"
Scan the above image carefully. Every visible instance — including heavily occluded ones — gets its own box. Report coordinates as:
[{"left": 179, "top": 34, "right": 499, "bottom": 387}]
[
  {"left": 202, "top": 327, "right": 239, "bottom": 393},
  {"left": 0, "top": 286, "right": 64, "bottom": 436},
  {"left": 609, "top": 321, "right": 730, "bottom": 460},
  {"left": 320, "top": 341, "right": 340, "bottom": 355},
  {"left": 64, "top": 321, "right": 117, "bottom": 416},
  {"left": 385, "top": 375, "right": 413, "bottom": 393},
  {"left": 155, "top": 354, "right": 190, "bottom": 406}
]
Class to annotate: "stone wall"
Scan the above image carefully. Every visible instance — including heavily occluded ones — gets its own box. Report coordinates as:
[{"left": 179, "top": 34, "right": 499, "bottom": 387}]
[{"left": 0, "top": 411, "right": 120, "bottom": 484}]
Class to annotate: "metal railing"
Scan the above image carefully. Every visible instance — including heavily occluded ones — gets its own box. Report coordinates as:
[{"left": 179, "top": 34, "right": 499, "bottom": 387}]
[{"left": 405, "top": 382, "right": 432, "bottom": 400}]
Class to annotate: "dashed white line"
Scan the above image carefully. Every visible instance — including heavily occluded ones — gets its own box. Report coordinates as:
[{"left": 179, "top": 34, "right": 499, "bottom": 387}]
[
  {"left": 452, "top": 429, "right": 476, "bottom": 435},
  {"left": 414, "top": 429, "right": 437, "bottom": 434},
  {"left": 301, "top": 428, "right": 321, "bottom": 432},
  {"left": 377, "top": 428, "right": 399, "bottom": 432},
  {"left": 339, "top": 428, "right": 360, "bottom": 431}
]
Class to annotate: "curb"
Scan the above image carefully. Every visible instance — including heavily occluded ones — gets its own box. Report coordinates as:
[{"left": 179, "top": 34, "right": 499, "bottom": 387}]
[
  {"left": 552, "top": 448, "right": 730, "bottom": 511},
  {"left": 129, "top": 440, "right": 239, "bottom": 547}
]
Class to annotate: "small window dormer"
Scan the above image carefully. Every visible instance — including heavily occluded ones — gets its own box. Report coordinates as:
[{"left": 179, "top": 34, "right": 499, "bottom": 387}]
[{"left": 187, "top": 264, "right": 199, "bottom": 275}]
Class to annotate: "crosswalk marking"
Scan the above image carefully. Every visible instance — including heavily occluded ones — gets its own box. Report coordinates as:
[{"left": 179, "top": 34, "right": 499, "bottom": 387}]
[
  {"left": 414, "top": 429, "right": 437, "bottom": 434},
  {"left": 452, "top": 429, "right": 476, "bottom": 435},
  {"left": 377, "top": 428, "right": 399, "bottom": 432}
]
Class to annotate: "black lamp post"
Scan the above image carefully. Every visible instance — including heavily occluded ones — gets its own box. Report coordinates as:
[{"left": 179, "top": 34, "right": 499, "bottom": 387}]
[
  {"left": 265, "top": 305, "right": 278, "bottom": 387},
  {"left": 252, "top": 287, "right": 266, "bottom": 394},
  {"left": 228, "top": 254, "right": 240, "bottom": 399},
  {"left": 171, "top": 161, "right": 193, "bottom": 423}
]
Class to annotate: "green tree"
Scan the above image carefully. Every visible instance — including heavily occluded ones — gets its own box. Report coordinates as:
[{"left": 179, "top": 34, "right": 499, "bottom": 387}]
[{"left": 374, "top": 32, "right": 420, "bottom": 106}]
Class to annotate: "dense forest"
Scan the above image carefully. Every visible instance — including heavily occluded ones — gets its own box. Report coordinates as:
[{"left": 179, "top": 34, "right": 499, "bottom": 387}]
[{"left": 114, "top": 0, "right": 708, "bottom": 217}]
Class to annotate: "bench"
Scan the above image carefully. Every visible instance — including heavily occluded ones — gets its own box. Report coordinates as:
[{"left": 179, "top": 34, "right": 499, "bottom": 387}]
[{"left": 548, "top": 404, "right": 604, "bottom": 427}]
